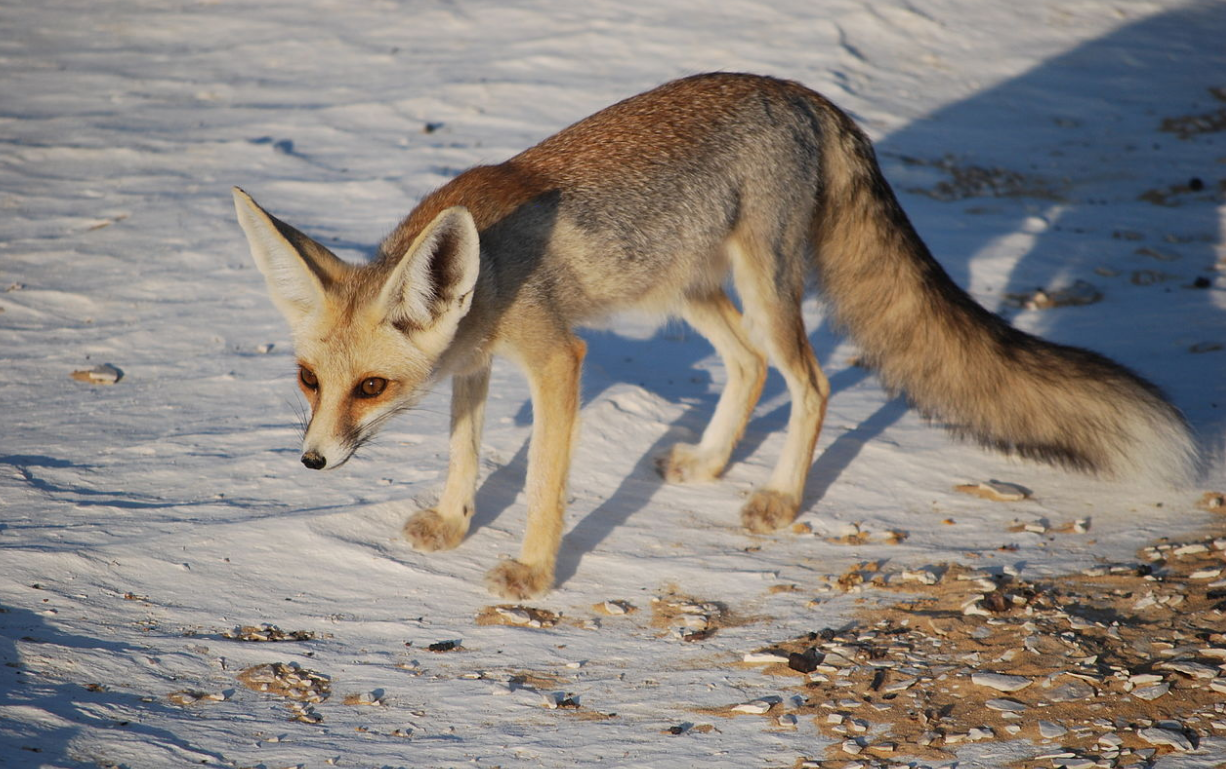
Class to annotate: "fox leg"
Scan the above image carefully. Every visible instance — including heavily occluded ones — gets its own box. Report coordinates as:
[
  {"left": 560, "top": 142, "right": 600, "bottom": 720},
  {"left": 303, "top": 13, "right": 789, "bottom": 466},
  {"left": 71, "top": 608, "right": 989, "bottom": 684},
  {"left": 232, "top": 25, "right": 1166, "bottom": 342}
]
[
  {"left": 729, "top": 238, "right": 830, "bottom": 533},
  {"left": 404, "top": 366, "right": 491, "bottom": 551},
  {"left": 485, "top": 333, "right": 586, "bottom": 599},
  {"left": 658, "top": 290, "right": 767, "bottom": 483}
]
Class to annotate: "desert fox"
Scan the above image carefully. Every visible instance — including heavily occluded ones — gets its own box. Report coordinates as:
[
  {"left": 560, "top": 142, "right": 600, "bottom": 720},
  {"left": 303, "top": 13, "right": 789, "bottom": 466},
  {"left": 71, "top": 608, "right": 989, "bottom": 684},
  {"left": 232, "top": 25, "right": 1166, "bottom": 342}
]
[{"left": 234, "top": 73, "right": 1197, "bottom": 599}]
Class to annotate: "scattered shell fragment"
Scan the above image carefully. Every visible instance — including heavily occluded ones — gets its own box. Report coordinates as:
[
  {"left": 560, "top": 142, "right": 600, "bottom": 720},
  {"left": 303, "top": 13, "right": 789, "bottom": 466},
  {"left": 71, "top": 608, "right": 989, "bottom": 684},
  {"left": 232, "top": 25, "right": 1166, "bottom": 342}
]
[
  {"left": 237, "top": 663, "right": 330, "bottom": 703},
  {"left": 955, "top": 480, "right": 1030, "bottom": 502},
  {"left": 71, "top": 363, "right": 122, "bottom": 385},
  {"left": 168, "top": 690, "right": 224, "bottom": 706},
  {"left": 223, "top": 624, "right": 314, "bottom": 642}
]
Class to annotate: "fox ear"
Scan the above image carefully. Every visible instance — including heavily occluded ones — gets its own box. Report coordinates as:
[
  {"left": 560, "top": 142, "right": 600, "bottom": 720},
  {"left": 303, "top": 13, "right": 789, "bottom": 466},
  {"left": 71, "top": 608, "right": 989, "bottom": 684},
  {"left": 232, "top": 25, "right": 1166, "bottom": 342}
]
[
  {"left": 378, "top": 206, "right": 480, "bottom": 329},
  {"left": 232, "top": 187, "right": 348, "bottom": 325}
]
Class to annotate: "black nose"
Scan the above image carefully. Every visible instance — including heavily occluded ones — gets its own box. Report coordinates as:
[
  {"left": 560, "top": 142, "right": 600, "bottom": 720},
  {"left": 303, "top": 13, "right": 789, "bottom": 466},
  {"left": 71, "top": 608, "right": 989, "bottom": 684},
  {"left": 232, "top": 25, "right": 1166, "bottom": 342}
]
[{"left": 301, "top": 451, "right": 326, "bottom": 470}]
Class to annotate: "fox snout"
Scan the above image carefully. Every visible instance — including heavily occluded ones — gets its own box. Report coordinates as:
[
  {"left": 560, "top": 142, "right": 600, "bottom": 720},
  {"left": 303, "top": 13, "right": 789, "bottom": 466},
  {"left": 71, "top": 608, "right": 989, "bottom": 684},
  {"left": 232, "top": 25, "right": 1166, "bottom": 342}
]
[{"left": 301, "top": 450, "right": 327, "bottom": 470}]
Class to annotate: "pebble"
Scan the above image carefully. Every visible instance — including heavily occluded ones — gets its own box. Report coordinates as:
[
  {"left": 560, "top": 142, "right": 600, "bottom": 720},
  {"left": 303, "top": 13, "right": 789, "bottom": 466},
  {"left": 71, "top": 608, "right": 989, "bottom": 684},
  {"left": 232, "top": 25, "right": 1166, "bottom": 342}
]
[
  {"left": 841, "top": 738, "right": 864, "bottom": 755},
  {"left": 1158, "top": 660, "right": 1218, "bottom": 679},
  {"left": 955, "top": 480, "right": 1029, "bottom": 502},
  {"left": 731, "top": 699, "right": 772, "bottom": 715},
  {"left": 601, "top": 600, "right": 628, "bottom": 615},
  {"left": 70, "top": 363, "right": 122, "bottom": 384},
  {"left": 898, "top": 569, "right": 939, "bottom": 585},
  {"left": 1190, "top": 568, "right": 1223, "bottom": 580},
  {"left": 971, "top": 672, "right": 1032, "bottom": 692},
  {"left": 1137, "top": 726, "right": 1193, "bottom": 752},
  {"left": 1049, "top": 680, "right": 1096, "bottom": 702},
  {"left": 1038, "top": 720, "right": 1068, "bottom": 739},
  {"left": 494, "top": 606, "right": 533, "bottom": 625},
  {"left": 743, "top": 650, "right": 791, "bottom": 664},
  {"left": 1131, "top": 683, "right": 1170, "bottom": 701},
  {"left": 985, "top": 698, "right": 1027, "bottom": 712}
]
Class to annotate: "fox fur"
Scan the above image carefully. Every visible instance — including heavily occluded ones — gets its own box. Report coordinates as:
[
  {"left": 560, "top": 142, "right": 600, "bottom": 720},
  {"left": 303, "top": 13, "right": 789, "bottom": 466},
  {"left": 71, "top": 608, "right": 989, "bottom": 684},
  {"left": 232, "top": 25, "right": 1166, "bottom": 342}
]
[{"left": 234, "top": 72, "right": 1198, "bottom": 599}]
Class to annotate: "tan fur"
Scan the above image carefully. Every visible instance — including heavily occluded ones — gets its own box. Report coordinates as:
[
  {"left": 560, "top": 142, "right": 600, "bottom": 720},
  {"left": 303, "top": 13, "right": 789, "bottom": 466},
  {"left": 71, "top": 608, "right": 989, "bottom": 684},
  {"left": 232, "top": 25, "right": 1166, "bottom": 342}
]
[{"left": 235, "top": 73, "right": 1198, "bottom": 599}]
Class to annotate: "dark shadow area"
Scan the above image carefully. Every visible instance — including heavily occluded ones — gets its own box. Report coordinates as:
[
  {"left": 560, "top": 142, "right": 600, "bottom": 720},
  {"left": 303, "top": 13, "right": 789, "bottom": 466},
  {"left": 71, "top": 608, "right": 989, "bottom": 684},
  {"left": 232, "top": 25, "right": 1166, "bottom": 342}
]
[{"left": 0, "top": 603, "right": 224, "bottom": 766}]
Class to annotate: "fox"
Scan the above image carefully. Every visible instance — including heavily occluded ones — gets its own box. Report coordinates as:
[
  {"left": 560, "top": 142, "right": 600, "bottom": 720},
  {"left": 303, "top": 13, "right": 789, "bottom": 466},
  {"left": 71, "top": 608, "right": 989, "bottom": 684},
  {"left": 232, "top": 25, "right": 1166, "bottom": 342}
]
[{"left": 234, "top": 72, "right": 1198, "bottom": 599}]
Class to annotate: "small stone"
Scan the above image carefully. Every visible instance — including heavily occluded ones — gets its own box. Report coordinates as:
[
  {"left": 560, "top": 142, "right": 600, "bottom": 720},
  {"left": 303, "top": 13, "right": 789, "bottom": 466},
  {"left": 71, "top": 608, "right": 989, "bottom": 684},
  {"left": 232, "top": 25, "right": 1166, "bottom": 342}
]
[
  {"left": 494, "top": 606, "right": 533, "bottom": 625},
  {"left": 985, "top": 698, "right": 1027, "bottom": 712},
  {"left": 1158, "top": 660, "right": 1218, "bottom": 679},
  {"left": 1038, "top": 720, "right": 1068, "bottom": 739},
  {"left": 1098, "top": 733, "right": 1124, "bottom": 748},
  {"left": 955, "top": 480, "right": 1030, "bottom": 502},
  {"left": 1137, "top": 726, "right": 1193, "bottom": 751},
  {"left": 1049, "top": 680, "right": 1096, "bottom": 702},
  {"left": 1190, "top": 568, "right": 1223, "bottom": 580},
  {"left": 841, "top": 739, "right": 864, "bottom": 755},
  {"left": 882, "top": 677, "right": 917, "bottom": 693},
  {"left": 971, "top": 672, "right": 1032, "bottom": 692},
  {"left": 898, "top": 569, "right": 939, "bottom": 585},
  {"left": 70, "top": 363, "right": 122, "bottom": 385},
  {"left": 1129, "top": 673, "right": 1164, "bottom": 686},
  {"left": 1173, "top": 543, "right": 1210, "bottom": 556},
  {"left": 731, "top": 699, "right": 772, "bottom": 715},
  {"left": 601, "top": 600, "right": 628, "bottom": 615},
  {"left": 743, "top": 650, "right": 791, "bottom": 665},
  {"left": 967, "top": 726, "right": 994, "bottom": 741},
  {"left": 1131, "top": 683, "right": 1170, "bottom": 701},
  {"left": 775, "top": 713, "right": 798, "bottom": 728}
]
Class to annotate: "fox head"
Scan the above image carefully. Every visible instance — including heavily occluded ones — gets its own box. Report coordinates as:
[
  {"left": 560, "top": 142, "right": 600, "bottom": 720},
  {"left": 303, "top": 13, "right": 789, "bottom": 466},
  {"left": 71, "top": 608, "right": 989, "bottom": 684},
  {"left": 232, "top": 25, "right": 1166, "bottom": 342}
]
[{"left": 233, "top": 188, "right": 480, "bottom": 471}]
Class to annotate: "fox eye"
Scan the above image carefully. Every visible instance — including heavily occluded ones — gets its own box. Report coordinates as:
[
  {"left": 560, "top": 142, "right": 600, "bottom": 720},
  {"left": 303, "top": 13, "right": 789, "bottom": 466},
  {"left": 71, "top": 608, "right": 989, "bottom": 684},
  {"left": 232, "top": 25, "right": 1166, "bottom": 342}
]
[
  {"left": 357, "top": 377, "right": 388, "bottom": 398},
  {"left": 299, "top": 366, "right": 319, "bottom": 391}
]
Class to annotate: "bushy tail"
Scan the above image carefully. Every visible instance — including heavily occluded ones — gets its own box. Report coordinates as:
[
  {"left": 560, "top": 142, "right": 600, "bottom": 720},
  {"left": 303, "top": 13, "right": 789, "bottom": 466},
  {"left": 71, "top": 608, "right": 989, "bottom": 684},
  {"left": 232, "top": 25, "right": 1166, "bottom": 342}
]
[{"left": 810, "top": 107, "right": 1198, "bottom": 486}]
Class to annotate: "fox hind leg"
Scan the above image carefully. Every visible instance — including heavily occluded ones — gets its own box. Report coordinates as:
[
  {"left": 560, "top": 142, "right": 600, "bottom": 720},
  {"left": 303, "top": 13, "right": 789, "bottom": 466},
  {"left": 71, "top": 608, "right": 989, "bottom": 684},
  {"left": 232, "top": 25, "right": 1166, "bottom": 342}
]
[
  {"left": 404, "top": 366, "right": 491, "bottom": 551},
  {"left": 658, "top": 289, "right": 767, "bottom": 483},
  {"left": 729, "top": 236, "right": 830, "bottom": 533}
]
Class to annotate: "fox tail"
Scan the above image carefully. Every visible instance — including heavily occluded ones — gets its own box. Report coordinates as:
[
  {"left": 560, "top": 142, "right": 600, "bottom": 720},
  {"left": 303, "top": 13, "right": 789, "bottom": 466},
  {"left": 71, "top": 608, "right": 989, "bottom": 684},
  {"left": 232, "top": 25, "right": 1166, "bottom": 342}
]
[{"left": 811, "top": 107, "right": 1198, "bottom": 487}]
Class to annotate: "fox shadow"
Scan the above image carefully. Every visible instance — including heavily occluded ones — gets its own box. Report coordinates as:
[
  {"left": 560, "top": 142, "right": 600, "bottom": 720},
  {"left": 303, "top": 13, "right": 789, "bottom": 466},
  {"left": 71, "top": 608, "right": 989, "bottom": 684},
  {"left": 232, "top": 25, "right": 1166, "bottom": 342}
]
[
  {"left": 536, "top": 2, "right": 1226, "bottom": 584},
  {"left": 0, "top": 602, "right": 222, "bottom": 766}
]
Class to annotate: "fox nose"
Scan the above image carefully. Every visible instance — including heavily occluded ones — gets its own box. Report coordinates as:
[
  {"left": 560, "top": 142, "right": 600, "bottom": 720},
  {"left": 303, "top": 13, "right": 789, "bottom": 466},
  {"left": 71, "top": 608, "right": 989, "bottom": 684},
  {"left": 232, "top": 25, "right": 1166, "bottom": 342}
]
[{"left": 301, "top": 451, "right": 327, "bottom": 470}]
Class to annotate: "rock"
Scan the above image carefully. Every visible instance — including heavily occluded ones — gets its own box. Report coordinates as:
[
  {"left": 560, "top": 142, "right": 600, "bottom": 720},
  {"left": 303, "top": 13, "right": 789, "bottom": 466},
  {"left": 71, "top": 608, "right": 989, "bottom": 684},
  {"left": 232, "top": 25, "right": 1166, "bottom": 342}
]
[
  {"left": 1038, "top": 720, "right": 1068, "bottom": 739},
  {"left": 731, "top": 699, "right": 772, "bottom": 715},
  {"left": 495, "top": 606, "right": 534, "bottom": 625},
  {"left": 1157, "top": 660, "right": 1218, "bottom": 679},
  {"left": 1131, "top": 683, "right": 1170, "bottom": 701},
  {"left": 971, "top": 672, "right": 1032, "bottom": 692},
  {"left": 1137, "top": 726, "right": 1193, "bottom": 751},
  {"left": 1049, "top": 680, "right": 1096, "bottom": 702},
  {"left": 954, "top": 480, "right": 1030, "bottom": 502},
  {"left": 743, "top": 649, "right": 791, "bottom": 664},
  {"left": 70, "top": 363, "right": 123, "bottom": 385},
  {"left": 985, "top": 698, "right": 1027, "bottom": 712}
]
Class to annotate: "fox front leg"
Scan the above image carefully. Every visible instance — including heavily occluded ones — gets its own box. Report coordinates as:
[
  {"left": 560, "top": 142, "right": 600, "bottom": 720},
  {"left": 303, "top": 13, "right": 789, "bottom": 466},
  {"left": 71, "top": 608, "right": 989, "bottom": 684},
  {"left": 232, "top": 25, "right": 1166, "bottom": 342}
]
[
  {"left": 404, "top": 366, "right": 491, "bottom": 551},
  {"left": 485, "top": 334, "right": 586, "bottom": 599}
]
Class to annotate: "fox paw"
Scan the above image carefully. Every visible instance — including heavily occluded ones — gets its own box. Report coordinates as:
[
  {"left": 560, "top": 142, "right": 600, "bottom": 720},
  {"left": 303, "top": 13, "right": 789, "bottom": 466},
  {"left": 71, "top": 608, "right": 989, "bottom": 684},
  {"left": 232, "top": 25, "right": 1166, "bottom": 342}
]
[
  {"left": 403, "top": 509, "right": 468, "bottom": 552},
  {"left": 485, "top": 559, "right": 552, "bottom": 600},
  {"left": 740, "top": 489, "right": 799, "bottom": 533},
  {"left": 656, "top": 443, "right": 722, "bottom": 484}
]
